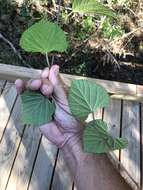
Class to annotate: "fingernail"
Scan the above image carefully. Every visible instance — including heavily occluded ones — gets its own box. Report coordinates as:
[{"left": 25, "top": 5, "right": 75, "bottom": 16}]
[
  {"left": 15, "top": 79, "right": 23, "bottom": 86},
  {"left": 15, "top": 79, "right": 24, "bottom": 94}
]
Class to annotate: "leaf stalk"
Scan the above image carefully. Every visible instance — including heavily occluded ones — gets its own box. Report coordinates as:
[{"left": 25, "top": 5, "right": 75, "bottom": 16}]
[
  {"left": 45, "top": 53, "right": 50, "bottom": 68},
  {"left": 92, "top": 112, "right": 95, "bottom": 121}
]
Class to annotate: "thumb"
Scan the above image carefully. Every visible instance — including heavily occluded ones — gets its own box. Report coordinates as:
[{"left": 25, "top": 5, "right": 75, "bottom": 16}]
[{"left": 40, "top": 122, "right": 65, "bottom": 147}]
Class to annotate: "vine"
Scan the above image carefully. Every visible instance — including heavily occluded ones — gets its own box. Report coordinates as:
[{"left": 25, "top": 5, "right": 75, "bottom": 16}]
[{"left": 20, "top": 0, "right": 128, "bottom": 154}]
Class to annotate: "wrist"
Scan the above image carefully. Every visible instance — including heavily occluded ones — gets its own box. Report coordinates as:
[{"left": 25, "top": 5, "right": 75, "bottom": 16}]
[{"left": 62, "top": 132, "right": 86, "bottom": 164}]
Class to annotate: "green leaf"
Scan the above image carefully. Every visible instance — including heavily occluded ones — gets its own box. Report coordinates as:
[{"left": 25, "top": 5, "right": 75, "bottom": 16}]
[
  {"left": 72, "top": 0, "right": 117, "bottom": 18},
  {"left": 113, "top": 138, "right": 128, "bottom": 150},
  {"left": 20, "top": 19, "right": 68, "bottom": 53},
  {"left": 21, "top": 90, "right": 56, "bottom": 126},
  {"left": 83, "top": 120, "right": 128, "bottom": 154},
  {"left": 68, "top": 79, "right": 109, "bottom": 119}
]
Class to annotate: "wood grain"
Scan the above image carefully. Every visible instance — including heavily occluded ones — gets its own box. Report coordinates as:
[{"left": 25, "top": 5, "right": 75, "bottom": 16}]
[
  {"left": 6, "top": 126, "right": 41, "bottom": 190},
  {"left": 28, "top": 137, "right": 58, "bottom": 190},
  {"left": 0, "top": 97, "right": 25, "bottom": 190},
  {"left": 0, "top": 82, "right": 17, "bottom": 141},
  {"left": 103, "top": 99, "right": 122, "bottom": 158},
  {"left": 0, "top": 64, "right": 41, "bottom": 81},
  {"left": 0, "top": 80, "right": 6, "bottom": 95},
  {"left": 51, "top": 151, "right": 73, "bottom": 190},
  {"left": 141, "top": 104, "right": 143, "bottom": 190},
  {"left": 62, "top": 73, "right": 137, "bottom": 96},
  {"left": 121, "top": 101, "right": 140, "bottom": 190}
]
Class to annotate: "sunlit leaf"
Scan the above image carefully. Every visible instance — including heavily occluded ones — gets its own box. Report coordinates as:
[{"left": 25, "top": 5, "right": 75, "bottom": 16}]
[
  {"left": 21, "top": 90, "right": 56, "bottom": 126},
  {"left": 68, "top": 79, "right": 109, "bottom": 119},
  {"left": 20, "top": 19, "right": 68, "bottom": 53},
  {"left": 72, "top": 0, "right": 116, "bottom": 18},
  {"left": 83, "top": 120, "right": 128, "bottom": 154}
]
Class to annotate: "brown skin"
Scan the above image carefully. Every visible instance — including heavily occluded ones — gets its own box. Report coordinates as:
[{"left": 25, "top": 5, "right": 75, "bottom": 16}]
[{"left": 15, "top": 65, "right": 131, "bottom": 190}]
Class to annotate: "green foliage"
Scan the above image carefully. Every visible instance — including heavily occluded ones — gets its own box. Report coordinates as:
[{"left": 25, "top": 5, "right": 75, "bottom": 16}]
[
  {"left": 81, "top": 16, "right": 94, "bottom": 33},
  {"left": 20, "top": 19, "right": 68, "bottom": 54},
  {"left": 100, "top": 18, "right": 125, "bottom": 39},
  {"left": 21, "top": 90, "right": 56, "bottom": 126},
  {"left": 75, "top": 16, "right": 95, "bottom": 40},
  {"left": 72, "top": 0, "right": 117, "bottom": 18},
  {"left": 83, "top": 120, "right": 128, "bottom": 153},
  {"left": 68, "top": 79, "right": 109, "bottom": 119}
]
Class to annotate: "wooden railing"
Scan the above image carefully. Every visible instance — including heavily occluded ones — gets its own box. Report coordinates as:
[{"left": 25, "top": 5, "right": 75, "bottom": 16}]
[{"left": 0, "top": 63, "right": 143, "bottom": 101}]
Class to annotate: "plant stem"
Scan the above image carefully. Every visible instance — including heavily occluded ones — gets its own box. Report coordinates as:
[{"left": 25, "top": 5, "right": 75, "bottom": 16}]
[
  {"left": 92, "top": 112, "right": 95, "bottom": 121},
  {"left": 45, "top": 53, "right": 50, "bottom": 68}
]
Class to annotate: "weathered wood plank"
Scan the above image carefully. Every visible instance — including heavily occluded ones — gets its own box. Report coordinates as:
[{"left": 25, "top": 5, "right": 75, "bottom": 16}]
[
  {"left": 28, "top": 137, "right": 58, "bottom": 190},
  {"left": 0, "top": 82, "right": 17, "bottom": 141},
  {"left": 51, "top": 150, "right": 73, "bottom": 190},
  {"left": 0, "top": 80, "right": 6, "bottom": 95},
  {"left": 6, "top": 126, "right": 41, "bottom": 190},
  {"left": 121, "top": 101, "right": 140, "bottom": 190},
  {"left": 0, "top": 64, "right": 137, "bottom": 96},
  {"left": 141, "top": 104, "right": 143, "bottom": 190},
  {"left": 0, "top": 97, "right": 25, "bottom": 190},
  {"left": 0, "top": 64, "right": 41, "bottom": 81},
  {"left": 103, "top": 99, "right": 122, "bottom": 158},
  {"left": 137, "top": 85, "right": 143, "bottom": 97},
  {"left": 62, "top": 73, "right": 137, "bottom": 96},
  {"left": 110, "top": 94, "right": 143, "bottom": 102}
]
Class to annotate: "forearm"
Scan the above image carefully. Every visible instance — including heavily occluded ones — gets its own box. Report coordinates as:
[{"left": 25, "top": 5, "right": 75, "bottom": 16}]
[{"left": 62, "top": 137, "right": 131, "bottom": 190}]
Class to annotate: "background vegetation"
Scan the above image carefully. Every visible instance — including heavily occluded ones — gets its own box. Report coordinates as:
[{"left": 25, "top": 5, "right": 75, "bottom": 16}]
[{"left": 0, "top": 0, "right": 143, "bottom": 84}]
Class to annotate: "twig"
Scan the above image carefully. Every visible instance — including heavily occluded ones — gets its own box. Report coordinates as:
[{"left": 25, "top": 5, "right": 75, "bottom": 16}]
[
  {"left": 0, "top": 33, "right": 31, "bottom": 68},
  {"left": 125, "top": 6, "right": 140, "bottom": 19},
  {"left": 105, "top": 48, "right": 120, "bottom": 69},
  {"left": 110, "top": 26, "right": 143, "bottom": 45},
  {"left": 121, "top": 35, "right": 134, "bottom": 49}
]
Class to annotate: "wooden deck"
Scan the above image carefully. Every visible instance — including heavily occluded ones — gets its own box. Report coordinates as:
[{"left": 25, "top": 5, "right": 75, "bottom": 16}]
[{"left": 0, "top": 77, "right": 142, "bottom": 190}]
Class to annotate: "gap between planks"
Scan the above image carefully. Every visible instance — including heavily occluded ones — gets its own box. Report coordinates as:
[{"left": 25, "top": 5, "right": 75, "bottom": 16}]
[{"left": 0, "top": 82, "right": 18, "bottom": 143}]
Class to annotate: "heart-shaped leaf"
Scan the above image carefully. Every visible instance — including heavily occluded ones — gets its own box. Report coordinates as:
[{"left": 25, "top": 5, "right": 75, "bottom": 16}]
[
  {"left": 68, "top": 79, "right": 109, "bottom": 119},
  {"left": 21, "top": 90, "right": 56, "bottom": 126},
  {"left": 20, "top": 19, "right": 68, "bottom": 53},
  {"left": 83, "top": 120, "right": 128, "bottom": 154},
  {"left": 72, "top": 0, "right": 117, "bottom": 18}
]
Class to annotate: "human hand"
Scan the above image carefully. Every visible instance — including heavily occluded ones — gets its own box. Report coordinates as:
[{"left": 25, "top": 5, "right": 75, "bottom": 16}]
[{"left": 15, "top": 65, "right": 83, "bottom": 149}]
